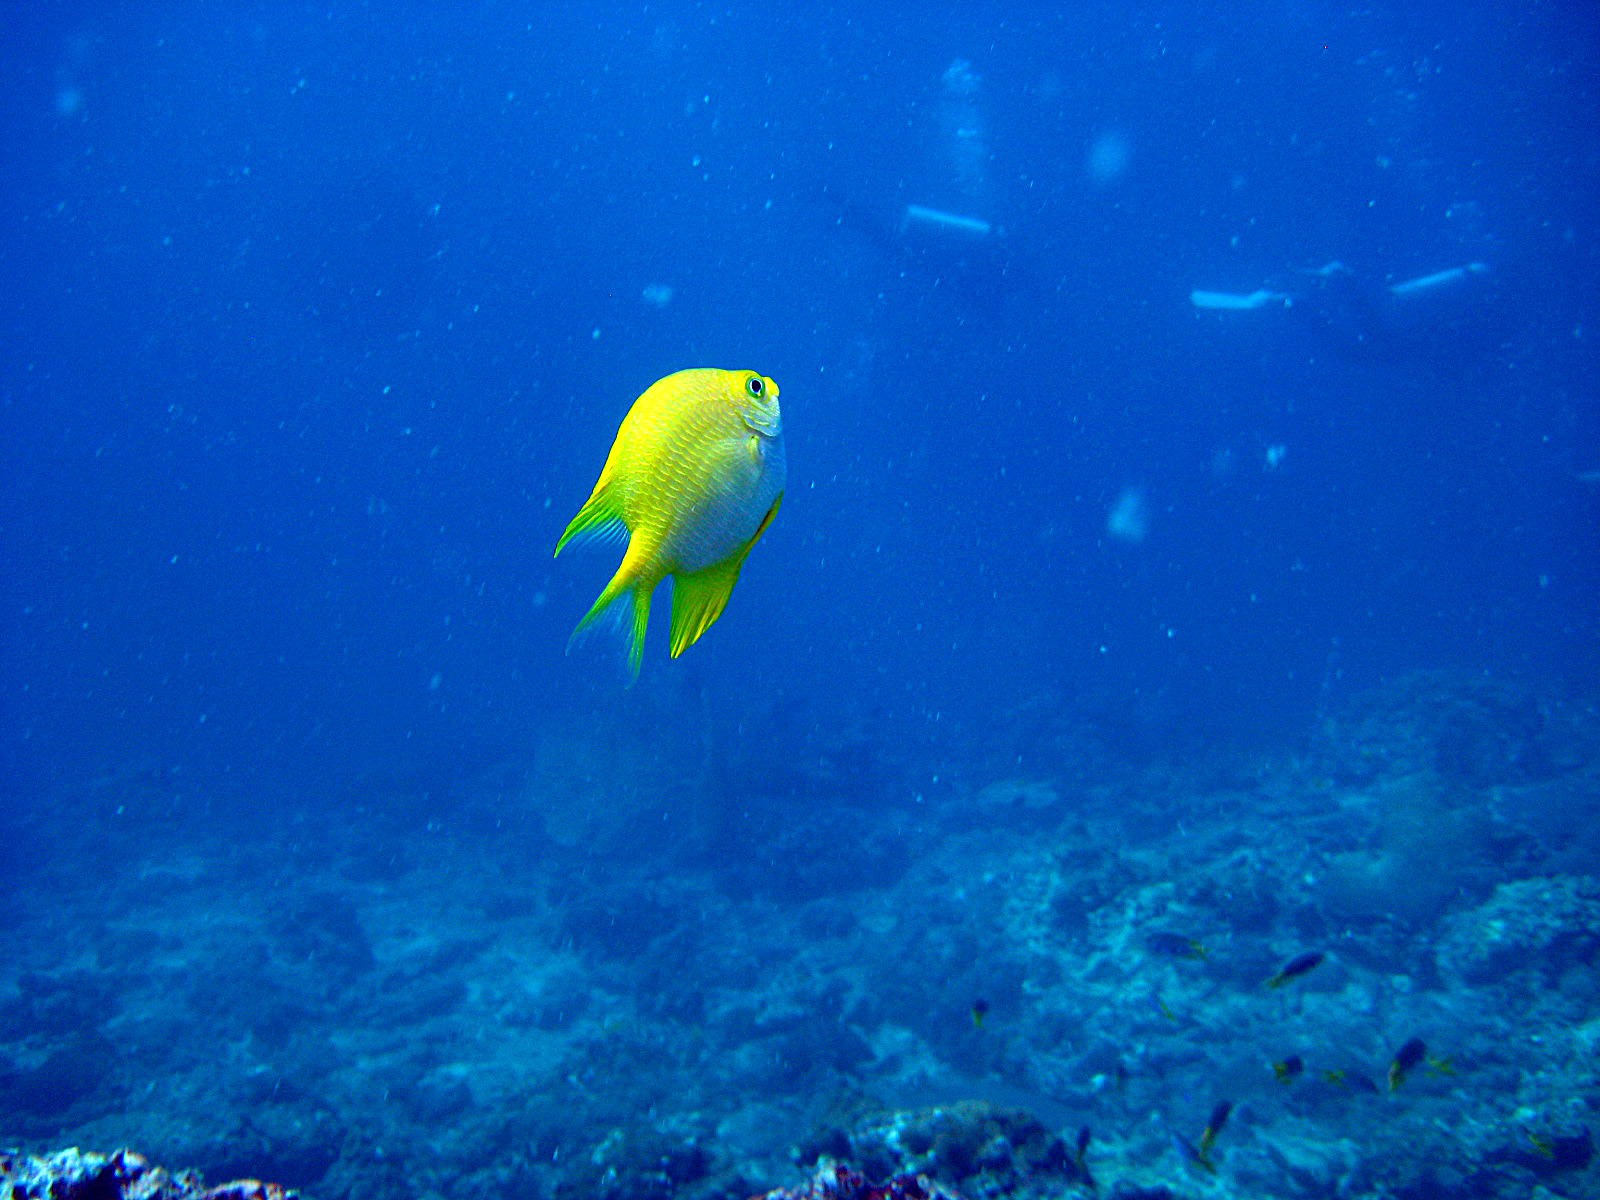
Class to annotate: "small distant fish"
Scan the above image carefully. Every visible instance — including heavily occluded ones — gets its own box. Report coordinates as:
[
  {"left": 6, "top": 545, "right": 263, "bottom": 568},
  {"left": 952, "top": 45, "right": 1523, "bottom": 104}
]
[
  {"left": 1146, "top": 932, "right": 1209, "bottom": 961},
  {"left": 1150, "top": 992, "right": 1178, "bottom": 1023},
  {"left": 1273, "top": 1054, "right": 1305, "bottom": 1083},
  {"left": 1524, "top": 1127, "right": 1556, "bottom": 1160},
  {"left": 1196, "top": 1100, "right": 1232, "bottom": 1165},
  {"left": 555, "top": 368, "right": 786, "bottom": 680},
  {"left": 1266, "top": 951, "right": 1325, "bottom": 989},
  {"left": 970, "top": 998, "right": 990, "bottom": 1029},
  {"left": 1322, "top": 1068, "right": 1380, "bottom": 1093},
  {"left": 1171, "top": 1132, "right": 1212, "bottom": 1174},
  {"left": 1530, "top": 1128, "right": 1596, "bottom": 1170},
  {"left": 1388, "top": 1037, "right": 1427, "bottom": 1091}
]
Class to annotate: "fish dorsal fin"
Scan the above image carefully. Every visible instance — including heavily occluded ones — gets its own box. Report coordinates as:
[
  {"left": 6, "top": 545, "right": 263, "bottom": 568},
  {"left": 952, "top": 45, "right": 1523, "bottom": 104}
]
[
  {"left": 667, "top": 558, "right": 743, "bottom": 659},
  {"left": 554, "top": 491, "right": 628, "bottom": 557}
]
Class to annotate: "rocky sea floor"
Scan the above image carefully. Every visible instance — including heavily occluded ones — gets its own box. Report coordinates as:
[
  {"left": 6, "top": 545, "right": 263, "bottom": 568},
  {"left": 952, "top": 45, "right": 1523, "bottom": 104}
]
[{"left": 2, "top": 671, "right": 1597, "bottom": 1199}]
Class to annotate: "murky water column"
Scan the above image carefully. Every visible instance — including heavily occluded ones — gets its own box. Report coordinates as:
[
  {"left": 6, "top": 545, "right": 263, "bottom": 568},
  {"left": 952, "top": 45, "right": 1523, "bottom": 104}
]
[{"left": 938, "top": 58, "right": 989, "bottom": 211}]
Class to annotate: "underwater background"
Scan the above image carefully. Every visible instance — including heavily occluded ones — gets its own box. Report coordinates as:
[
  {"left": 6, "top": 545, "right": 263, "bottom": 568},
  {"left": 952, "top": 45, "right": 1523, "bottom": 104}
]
[{"left": 2, "top": 2, "right": 1597, "bottom": 1198}]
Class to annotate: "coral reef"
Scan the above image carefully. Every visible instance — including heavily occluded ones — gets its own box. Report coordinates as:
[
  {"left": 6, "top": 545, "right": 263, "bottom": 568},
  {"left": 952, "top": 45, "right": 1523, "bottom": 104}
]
[
  {"left": 4, "top": 672, "right": 1598, "bottom": 1199},
  {"left": 1435, "top": 875, "right": 1600, "bottom": 987},
  {"left": 0, "top": 1147, "right": 294, "bottom": 1200},
  {"left": 1310, "top": 670, "right": 1580, "bottom": 786},
  {"left": 796, "top": 1101, "right": 1083, "bottom": 1198},
  {"left": 751, "top": 1162, "right": 965, "bottom": 1200}
]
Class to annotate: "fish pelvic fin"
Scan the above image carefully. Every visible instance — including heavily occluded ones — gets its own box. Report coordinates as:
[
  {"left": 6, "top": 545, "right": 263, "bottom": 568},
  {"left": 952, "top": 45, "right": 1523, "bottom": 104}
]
[
  {"left": 554, "top": 489, "right": 628, "bottom": 557},
  {"left": 568, "top": 571, "right": 654, "bottom": 684},
  {"left": 668, "top": 559, "right": 744, "bottom": 659}
]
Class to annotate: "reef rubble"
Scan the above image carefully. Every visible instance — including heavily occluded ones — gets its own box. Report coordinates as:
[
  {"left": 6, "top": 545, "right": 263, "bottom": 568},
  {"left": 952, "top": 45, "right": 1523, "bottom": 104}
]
[
  {"left": 0, "top": 1146, "right": 295, "bottom": 1200},
  {"left": 749, "top": 1161, "right": 965, "bottom": 1200}
]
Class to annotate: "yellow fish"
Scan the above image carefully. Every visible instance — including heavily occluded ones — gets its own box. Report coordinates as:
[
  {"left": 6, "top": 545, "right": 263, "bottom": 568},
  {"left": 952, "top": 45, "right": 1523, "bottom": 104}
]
[{"left": 555, "top": 368, "right": 785, "bottom": 679}]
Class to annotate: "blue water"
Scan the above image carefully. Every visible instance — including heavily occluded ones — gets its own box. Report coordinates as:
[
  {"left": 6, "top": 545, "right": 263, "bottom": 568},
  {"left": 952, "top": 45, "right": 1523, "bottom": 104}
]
[{"left": 2, "top": 4, "right": 1597, "bottom": 1198}]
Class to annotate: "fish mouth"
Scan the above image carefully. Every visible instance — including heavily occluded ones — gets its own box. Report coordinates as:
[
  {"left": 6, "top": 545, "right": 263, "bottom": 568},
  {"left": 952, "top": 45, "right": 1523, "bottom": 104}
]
[{"left": 743, "top": 413, "right": 783, "bottom": 438}]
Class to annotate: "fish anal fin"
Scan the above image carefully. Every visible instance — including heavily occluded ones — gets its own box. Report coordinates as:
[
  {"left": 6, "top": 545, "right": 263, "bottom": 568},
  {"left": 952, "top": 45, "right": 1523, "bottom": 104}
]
[
  {"left": 668, "top": 559, "right": 743, "bottom": 659},
  {"left": 666, "top": 496, "right": 781, "bottom": 659}
]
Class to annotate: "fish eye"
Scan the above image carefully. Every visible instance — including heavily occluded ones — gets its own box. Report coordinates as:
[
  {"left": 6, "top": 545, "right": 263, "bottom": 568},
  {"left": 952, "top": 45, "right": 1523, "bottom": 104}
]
[{"left": 745, "top": 376, "right": 764, "bottom": 398}]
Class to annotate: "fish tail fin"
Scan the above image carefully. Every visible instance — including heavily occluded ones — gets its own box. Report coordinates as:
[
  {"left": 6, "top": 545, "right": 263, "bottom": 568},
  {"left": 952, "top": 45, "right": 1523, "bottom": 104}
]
[
  {"left": 667, "top": 559, "right": 743, "bottom": 659},
  {"left": 568, "top": 571, "right": 653, "bottom": 683},
  {"left": 554, "top": 489, "right": 627, "bottom": 557}
]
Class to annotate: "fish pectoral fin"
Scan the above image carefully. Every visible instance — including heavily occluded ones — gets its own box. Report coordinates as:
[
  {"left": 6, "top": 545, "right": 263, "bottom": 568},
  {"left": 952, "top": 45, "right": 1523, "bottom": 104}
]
[
  {"left": 667, "top": 559, "right": 744, "bottom": 659},
  {"left": 750, "top": 494, "right": 782, "bottom": 544},
  {"left": 554, "top": 492, "right": 627, "bottom": 557}
]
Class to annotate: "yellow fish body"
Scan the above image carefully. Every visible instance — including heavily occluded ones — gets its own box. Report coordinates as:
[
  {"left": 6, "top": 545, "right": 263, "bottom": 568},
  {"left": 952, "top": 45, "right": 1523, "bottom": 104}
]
[{"left": 555, "top": 368, "right": 785, "bottom": 678}]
